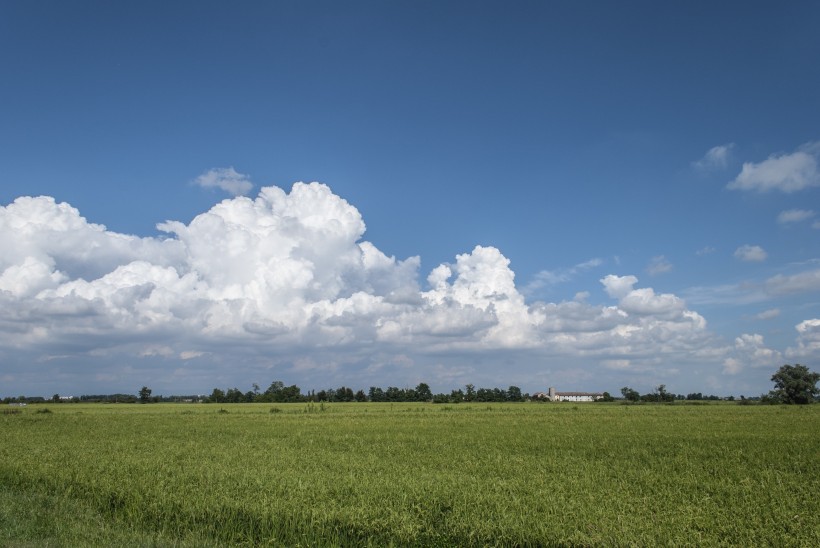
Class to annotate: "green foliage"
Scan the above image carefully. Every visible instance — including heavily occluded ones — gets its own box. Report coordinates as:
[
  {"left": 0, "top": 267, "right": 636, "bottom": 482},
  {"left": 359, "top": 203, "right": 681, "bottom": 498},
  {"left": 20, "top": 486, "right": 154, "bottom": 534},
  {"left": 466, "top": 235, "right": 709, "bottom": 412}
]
[
  {"left": 621, "top": 386, "right": 640, "bottom": 402},
  {"left": 506, "top": 385, "right": 523, "bottom": 401},
  {"left": 199, "top": 381, "right": 542, "bottom": 405},
  {"left": 207, "top": 388, "right": 225, "bottom": 403},
  {"left": 641, "top": 384, "right": 675, "bottom": 403},
  {"left": 138, "top": 386, "right": 152, "bottom": 404},
  {"left": 414, "top": 382, "right": 432, "bottom": 402},
  {"left": 770, "top": 364, "right": 820, "bottom": 404}
]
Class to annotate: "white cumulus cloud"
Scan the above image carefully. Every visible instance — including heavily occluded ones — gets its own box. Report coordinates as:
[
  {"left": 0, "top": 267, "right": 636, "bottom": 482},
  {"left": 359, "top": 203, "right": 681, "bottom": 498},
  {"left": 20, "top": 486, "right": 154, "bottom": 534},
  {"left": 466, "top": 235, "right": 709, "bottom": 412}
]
[
  {"left": 727, "top": 142, "right": 820, "bottom": 193},
  {"left": 786, "top": 319, "right": 820, "bottom": 361},
  {"left": 723, "top": 333, "right": 781, "bottom": 375},
  {"left": 0, "top": 182, "right": 735, "bottom": 392}
]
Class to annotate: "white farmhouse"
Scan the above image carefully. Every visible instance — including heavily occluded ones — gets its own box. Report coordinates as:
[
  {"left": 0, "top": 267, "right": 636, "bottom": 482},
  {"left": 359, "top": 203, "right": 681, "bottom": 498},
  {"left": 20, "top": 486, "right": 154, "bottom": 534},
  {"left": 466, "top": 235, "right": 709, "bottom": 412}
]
[{"left": 539, "top": 387, "right": 603, "bottom": 402}]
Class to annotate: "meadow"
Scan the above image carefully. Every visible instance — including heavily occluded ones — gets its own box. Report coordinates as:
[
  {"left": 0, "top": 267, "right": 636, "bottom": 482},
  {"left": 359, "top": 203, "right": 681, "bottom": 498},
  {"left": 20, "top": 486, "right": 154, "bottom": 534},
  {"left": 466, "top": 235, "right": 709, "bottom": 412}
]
[{"left": 1, "top": 402, "right": 818, "bottom": 546}]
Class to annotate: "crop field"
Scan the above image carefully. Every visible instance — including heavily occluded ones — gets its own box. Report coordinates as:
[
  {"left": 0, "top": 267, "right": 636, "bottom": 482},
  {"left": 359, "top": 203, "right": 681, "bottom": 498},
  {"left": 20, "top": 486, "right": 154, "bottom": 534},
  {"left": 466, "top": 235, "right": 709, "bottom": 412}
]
[{"left": 1, "top": 402, "right": 819, "bottom": 546}]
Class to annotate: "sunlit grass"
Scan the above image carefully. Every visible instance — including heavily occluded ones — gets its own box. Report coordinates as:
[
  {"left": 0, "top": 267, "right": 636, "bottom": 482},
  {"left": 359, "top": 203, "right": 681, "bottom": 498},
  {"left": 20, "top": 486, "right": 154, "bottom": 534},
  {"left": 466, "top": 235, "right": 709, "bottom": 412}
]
[{"left": 1, "top": 403, "right": 818, "bottom": 545}]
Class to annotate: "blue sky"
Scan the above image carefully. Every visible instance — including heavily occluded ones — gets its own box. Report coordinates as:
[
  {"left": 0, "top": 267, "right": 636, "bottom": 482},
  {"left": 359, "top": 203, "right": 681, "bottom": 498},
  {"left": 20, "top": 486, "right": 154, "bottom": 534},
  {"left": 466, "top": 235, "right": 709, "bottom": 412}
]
[{"left": 1, "top": 1, "right": 819, "bottom": 398}]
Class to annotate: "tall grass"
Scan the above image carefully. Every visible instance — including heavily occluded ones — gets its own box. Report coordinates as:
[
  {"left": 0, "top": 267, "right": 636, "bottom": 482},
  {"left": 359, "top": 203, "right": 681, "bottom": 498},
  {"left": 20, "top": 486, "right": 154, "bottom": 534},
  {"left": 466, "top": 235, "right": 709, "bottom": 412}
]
[{"left": 1, "top": 403, "right": 818, "bottom": 545}]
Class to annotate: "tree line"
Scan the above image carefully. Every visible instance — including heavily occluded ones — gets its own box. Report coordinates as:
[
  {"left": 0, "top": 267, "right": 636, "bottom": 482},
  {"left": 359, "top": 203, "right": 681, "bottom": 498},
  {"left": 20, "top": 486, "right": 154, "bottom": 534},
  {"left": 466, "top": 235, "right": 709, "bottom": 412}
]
[
  {"left": 619, "top": 364, "right": 820, "bottom": 405},
  {"left": 5, "top": 364, "right": 817, "bottom": 406},
  {"left": 203, "top": 382, "right": 531, "bottom": 404}
]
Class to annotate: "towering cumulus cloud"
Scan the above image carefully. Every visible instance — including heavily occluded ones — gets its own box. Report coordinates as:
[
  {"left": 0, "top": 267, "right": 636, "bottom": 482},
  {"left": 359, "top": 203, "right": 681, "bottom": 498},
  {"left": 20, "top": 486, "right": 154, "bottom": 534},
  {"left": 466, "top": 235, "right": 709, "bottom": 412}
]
[{"left": 0, "top": 182, "right": 727, "bottom": 389}]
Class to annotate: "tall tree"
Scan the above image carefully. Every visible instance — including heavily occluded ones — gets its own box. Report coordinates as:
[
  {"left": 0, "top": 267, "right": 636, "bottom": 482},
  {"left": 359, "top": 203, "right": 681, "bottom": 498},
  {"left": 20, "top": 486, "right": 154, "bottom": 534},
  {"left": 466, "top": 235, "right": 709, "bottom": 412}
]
[
  {"left": 771, "top": 364, "right": 820, "bottom": 404},
  {"left": 414, "top": 383, "right": 432, "bottom": 402},
  {"left": 139, "top": 386, "right": 152, "bottom": 404}
]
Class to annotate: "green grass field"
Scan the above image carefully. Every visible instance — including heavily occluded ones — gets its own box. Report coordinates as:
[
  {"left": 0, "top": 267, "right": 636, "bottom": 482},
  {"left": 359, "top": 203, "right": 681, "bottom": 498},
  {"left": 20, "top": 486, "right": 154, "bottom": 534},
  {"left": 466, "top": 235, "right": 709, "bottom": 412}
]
[{"left": 1, "top": 402, "right": 819, "bottom": 546}]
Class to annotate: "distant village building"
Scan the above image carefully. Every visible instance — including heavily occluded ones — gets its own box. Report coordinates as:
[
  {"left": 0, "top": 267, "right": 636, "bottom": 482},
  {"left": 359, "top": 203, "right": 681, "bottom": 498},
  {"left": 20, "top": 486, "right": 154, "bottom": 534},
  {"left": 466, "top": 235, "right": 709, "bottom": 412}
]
[{"left": 533, "top": 387, "right": 604, "bottom": 402}]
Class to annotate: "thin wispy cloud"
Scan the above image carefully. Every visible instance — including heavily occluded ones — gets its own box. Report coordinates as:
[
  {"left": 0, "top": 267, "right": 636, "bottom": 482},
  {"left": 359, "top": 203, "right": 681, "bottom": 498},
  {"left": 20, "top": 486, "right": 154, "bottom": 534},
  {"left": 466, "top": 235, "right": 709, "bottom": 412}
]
[
  {"left": 696, "top": 246, "right": 716, "bottom": 256},
  {"left": 523, "top": 258, "right": 603, "bottom": 295},
  {"left": 727, "top": 142, "right": 820, "bottom": 193},
  {"left": 693, "top": 143, "right": 734, "bottom": 172},
  {"left": 752, "top": 308, "right": 780, "bottom": 321},
  {"left": 734, "top": 245, "right": 767, "bottom": 262},
  {"left": 777, "top": 209, "right": 815, "bottom": 224},
  {"left": 683, "top": 266, "right": 820, "bottom": 306},
  {"left": 193, "top": 167, "right": 254, "bottom": 196},
  {"left": 647, "top": 255, "right": 673, "bottom": 276},
  {"left": 765, "top": 269, "right": 820, "bottom": 296}
]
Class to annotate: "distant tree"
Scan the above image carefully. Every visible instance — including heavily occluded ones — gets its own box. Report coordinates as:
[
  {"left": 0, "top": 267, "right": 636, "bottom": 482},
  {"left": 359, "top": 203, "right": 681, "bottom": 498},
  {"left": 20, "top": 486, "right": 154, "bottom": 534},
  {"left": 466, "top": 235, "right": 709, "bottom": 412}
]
[
  {"left": 354, "top": 389, "right": 367, "bottom": 402},
  {"left": 368, "top": 386, "right": 385, "bottom": 402},
  {"left": 264, "top": 381, "right": 285, "bottom": 401},
  {"left": 655, "top": 384, "right": 670, "bottom": 403},
  {"left": 280, "top": 385, "right": 303, "bottom": 403},
  {"left": 759, "top": 393, "right": 778, "bottom": 405},
  {"left": 770, "top": 364, "right": 820, "bottom": 404},
  {"left": 599, "top": 391, "right": 615, "bottom": 402},
  {"left": 414, "top": 383, "right": 432, "bottom": 402},
  {"left": 465, "top": 384, "right": 476, "bottom": 402},
  {"left": 507, "top": 386, "right": 523, "bottom": 402},
  {"left": 475, "top": 388, "right": 492, "bottom": 402},
  {"left": 620, "top": 386, "right": 640, "bottom": 402},
  {"left": 225, "top": 388, "right": 244, "bottom": 403},
  {"left": 52, "top": 393, "right": 60, "bottom": 403},
  {"left": 208, "top": 388, "right": 225, "bottom": 403},
  {"left": 334, "top": 387, "right": 354, "bottom": 402},
  {"left": 385, "top": 386, "right": 403, "bottom": 402},
  {"left": 139, "top": 386, "right": 152, "bottom": 404}
]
